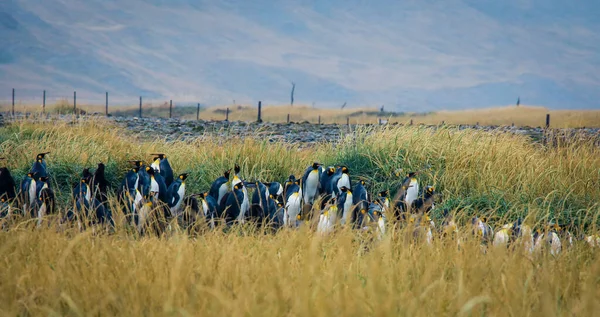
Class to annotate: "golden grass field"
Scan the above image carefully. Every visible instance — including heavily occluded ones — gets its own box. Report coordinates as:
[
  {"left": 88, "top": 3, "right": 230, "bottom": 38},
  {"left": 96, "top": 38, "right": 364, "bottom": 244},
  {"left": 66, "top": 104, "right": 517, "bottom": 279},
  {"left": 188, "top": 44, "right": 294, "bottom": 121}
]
[
  {"left": 1, "top": 120, "right": 600, "bottom": 316},
  {"left": 3, "top": 99, "right": 600, "bottom": 128}
]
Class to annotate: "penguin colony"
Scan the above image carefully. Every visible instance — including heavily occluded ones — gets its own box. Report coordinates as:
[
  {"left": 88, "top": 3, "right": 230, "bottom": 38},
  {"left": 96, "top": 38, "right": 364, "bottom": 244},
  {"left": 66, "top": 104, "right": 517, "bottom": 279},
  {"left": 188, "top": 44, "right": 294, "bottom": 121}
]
[{"left": 0, "top": 153, "right": 599, "bottom": 255}]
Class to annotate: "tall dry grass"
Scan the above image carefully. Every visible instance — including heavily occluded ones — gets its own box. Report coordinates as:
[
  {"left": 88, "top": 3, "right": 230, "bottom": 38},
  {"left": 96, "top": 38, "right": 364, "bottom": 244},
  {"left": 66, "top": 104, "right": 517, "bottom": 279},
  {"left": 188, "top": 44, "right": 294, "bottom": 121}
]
[{"left": 1, "top": 120, "right": 600, "bottom": 315}]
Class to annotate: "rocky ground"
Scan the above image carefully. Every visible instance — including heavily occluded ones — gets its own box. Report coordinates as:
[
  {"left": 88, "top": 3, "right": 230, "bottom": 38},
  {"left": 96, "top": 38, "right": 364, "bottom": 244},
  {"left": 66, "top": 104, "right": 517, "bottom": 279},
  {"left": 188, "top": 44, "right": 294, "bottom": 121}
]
[{"left": 2, "top": 113, "right": 600, "bottom": 146}]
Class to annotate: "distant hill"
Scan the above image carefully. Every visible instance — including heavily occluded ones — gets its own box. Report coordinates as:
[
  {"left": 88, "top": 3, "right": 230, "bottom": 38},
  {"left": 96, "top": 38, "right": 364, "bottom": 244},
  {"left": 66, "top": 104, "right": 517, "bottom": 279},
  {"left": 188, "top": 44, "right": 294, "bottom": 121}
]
[{"left": 1, "top": 0, "right": 599, "bottom": 110}]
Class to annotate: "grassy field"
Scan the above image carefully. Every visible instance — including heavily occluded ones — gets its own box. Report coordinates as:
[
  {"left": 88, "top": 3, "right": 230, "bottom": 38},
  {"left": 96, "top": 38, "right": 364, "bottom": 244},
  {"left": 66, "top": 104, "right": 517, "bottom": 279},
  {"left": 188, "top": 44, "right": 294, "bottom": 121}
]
[
  {"left": 3, "top": 100, "right": 600, "bottom": 128},
  {"left": 1, "top": 120, "right": 600, "bottom": 315}
]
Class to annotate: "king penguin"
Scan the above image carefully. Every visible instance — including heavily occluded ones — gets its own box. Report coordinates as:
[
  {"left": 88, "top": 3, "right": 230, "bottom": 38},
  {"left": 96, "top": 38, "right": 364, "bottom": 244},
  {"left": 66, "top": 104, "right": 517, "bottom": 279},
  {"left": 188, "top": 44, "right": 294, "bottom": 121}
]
[
  {"left": 19, "top": 171, "right": 38, "bottom": 214},
  {"left": 91, "top": 162, "right": 109, "bottom": 203},
  {"left": 30, "top": 152, "right": 50, "bottom": 178},
  {"left": 301, "top": 162, "right": 322, "bottom": 206},
  {"left": 337, "top": 186, "right": 354, "bottom": 226},
  {"left": 331, "top": 166, "right": 351, "bottom": 199},
  {"left": 266, "top": 181, "right": 284, "bottom": 205},
  {"left": 129, "top": 160, "right": 150, "bottom": 198},
  {"left": 146, "top": 166, "right": 168, "bottom": 204},
  {"left": 284, "top": 177, "right": 302, "bottom": 227},
  {"left": 195, "top": 192, "right": 218, "bottom": 229},
  {"left": 353, "top": 180, "right": 369, "bottom": 216},
  {"left": 167, "top": 173, "right": 189, "bottom": 218},
  {"left": 319, "top": 166, "right": 336, "bottom": 196},
  {"left": 391, "top": 171, "right": 414, "bottom": 220},
  {"left": 34, "top": 187, "right": 55, "bottom": 227},
  {"left": 317, "top": 197, "right": 338, "bottom": 235},
  {"left": 403, "top": 172, "right": 419, "bottom": 210},
  {"left": 150, "top": 153, "right": 174, "bottom": 188},
  {"left": 411, "top": 186, "right": 436, "bottom": 214},
  {"left": 249, "top": 180, "right": 270, "bottom": 225},
  {"left": 209, "top": 169, "right": 231, "bottom": 204},
  {"left": 221, "top": 182, "right": 245, "bottom": 226},
  {"left": 231, "top": 163, "right": 250, "bottom": 221}
]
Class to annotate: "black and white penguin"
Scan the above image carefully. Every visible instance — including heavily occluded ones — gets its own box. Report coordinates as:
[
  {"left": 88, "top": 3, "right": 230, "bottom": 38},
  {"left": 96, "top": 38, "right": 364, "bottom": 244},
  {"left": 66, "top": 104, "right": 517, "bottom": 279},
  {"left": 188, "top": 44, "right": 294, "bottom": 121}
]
[
  {"left": 150, "top": 153, "right": 174, "bottom": 188},
  {"left": 301, "top": 162, "right": 322, "bottom": 205},
  {"left": 209, "top": 169, "right": 231, "bottom": 204}
]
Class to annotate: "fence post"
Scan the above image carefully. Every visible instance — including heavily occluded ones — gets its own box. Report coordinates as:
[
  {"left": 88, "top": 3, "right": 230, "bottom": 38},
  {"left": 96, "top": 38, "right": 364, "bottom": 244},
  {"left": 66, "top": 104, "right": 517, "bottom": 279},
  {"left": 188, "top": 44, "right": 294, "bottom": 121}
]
[
  {"left": 169, "top": 100, "right": 173, "bottom": 119},
  {"left": 225, "top": 108, "right": 229, "bottom": 121},
  {"left": 197, "top": 103, "right": 200, "bottom": 121},
  {"left": 346, "top": 117, "right": 349, "bottom": 128},
  {"left": 545, "top": 114, "right": 550, "bottom": 129},
  {"left": 11, "top": 88, "right": 14, "bottom": 116},
  {"left": 139, "top": 96, "right": 142, "bottom": 118},
  {"left": 42, "top": 90, "right": 46, "bottom": 114},
  {"left": 287, "top": 113, "right": 290, "bottom": 123},
  {"left": 73, "top": 91, "right": 77, "bottom": 117},
  {"left": 257, "top": 101, "right": 262, "bottom": 122},
  {"left": 105, "top": 92, "right": 108, "bottom": 116},
  {"left": 318, "top": 115, "right": 321, "bottom": 125},
  {"left": 410, "top": 119, "right": 413, "bottom": 126}
]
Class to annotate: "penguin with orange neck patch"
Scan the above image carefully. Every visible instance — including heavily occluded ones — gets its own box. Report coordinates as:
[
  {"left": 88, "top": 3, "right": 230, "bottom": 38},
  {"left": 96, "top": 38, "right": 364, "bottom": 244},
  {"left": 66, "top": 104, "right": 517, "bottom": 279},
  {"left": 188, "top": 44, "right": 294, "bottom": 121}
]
[{"left": 150, "top": 153, "right": 174, "bottom": 188}]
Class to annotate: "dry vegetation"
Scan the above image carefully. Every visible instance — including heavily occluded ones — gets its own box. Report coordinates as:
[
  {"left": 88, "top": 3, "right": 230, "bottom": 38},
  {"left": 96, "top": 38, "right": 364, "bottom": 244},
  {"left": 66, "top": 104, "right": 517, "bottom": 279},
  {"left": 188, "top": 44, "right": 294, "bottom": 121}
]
[
  {"left": 1, "top": 120, "right": 600, "bottom": 316},
  {"left": 3, "top": 100, "right": 600, "bottom": 128}
]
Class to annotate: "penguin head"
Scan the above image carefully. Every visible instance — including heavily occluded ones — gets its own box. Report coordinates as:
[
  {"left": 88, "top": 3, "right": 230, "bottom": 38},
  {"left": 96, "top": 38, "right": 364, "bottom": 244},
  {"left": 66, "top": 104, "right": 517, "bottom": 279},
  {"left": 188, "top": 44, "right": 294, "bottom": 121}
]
[
  {"left": 145, "top": 166, "right": 155, "bottom": 175},
  {"left": 234, "top": 163, "right": 241, "bottom": 175},
  {"left": 312, "top": 162, "right": 321, "bottom": 169},
  {"left": 341, "top": 166, "right": 349, "bottom": 174},
  {"left": 178, "top": 173, "right": 189, "bottom": 181},
  {"left": 39, "top": 176, "right": 49, "bottom": 183},
  {"left": 340, "top": 186, "right": 350, "bottom": 193},
  {"left": 407, "top": 171, "right": 418, "bottom": 178},
  {"left": 132, "top": 166, "right": 140, "bottom": 173},
  {"left": 128, "top": 160, "right": 144, "bottom": 168},
  {"left": 378, "top": 190, "right": 389, "bottom": 198},
  {"left": 234, "top": 183, "right": 244, "bottom": 191},
  {"left": 223, "top": 169, "right": 231, "bottom": 179},
  {"left": 150, "top": 153, "right": 166, "bottom": 160},
  {"left": 36, "top": 152, "right": 50, "bottom": 161},
  {"left": 359, "top": 180, "right": 366, "bottom": 186},
  {"left": 287, "top": 175, "right": 296, "bottom": 183},
  {"left": 425, "top": 186, "right": 435, "bottom": 196},
  {"left": 38, "top": 188, "right": 55, "bottom": 210},
  {"left": 327, "top": 167, "right": 335, "bottom": 175}
]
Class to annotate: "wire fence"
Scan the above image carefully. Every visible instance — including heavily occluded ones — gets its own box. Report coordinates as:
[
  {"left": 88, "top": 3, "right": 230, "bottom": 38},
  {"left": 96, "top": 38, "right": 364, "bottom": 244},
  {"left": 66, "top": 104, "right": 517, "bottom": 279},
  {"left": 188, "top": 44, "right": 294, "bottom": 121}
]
[{"left": 0, "top": 88, "right": 560, "bottom": 128}]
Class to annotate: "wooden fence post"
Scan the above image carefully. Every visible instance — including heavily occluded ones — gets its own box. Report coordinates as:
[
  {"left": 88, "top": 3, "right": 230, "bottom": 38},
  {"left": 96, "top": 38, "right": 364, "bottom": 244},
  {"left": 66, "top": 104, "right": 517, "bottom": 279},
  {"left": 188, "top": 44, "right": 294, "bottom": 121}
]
[
  {"left": 257, "top": 101, "right": 262, "bottom": 122},
  {"left": 318, "top": 115, "right": 321, "bottom": 125},
  {"left": 545, "top": 114, "right": 550, "bottom": 129},
  {"left": 197, "top": 103, "right": 200, "bottom": 121},
  {"left": 169, "top": 100, "right": 173, "bottom": 118},
  {"left": 42, "top": 90, "right": 46, "bottom": 114},
  {"left": 73, "top": 91, "right": 77, "bottom": 117},
  {"left": 225, "top": 108, "right": 229, "bottom": 121},
  {"left": 105, "top": 92, "right": 108, "bottom": 116},
  {"left": 139, "top": 96, "right": 142, "bottom": 118},
  {"left": 287, "top": 113, "right": 290, "bottom": 123},
  {"left": 11, "top": 88, "right": 14, "bottom": 116}
]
